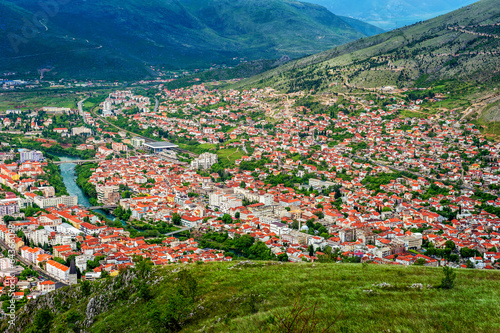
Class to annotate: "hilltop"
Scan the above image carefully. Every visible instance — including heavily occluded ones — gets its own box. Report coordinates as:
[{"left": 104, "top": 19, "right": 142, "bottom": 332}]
[
  {"left": 6, "top": 261, "right": 500, "bottom": 333},
  {"left": 0, "top": 0, "right": 381, "bottom": 80},
  {"left": 236, "top": 0, "right": 500, "bottom": 93}
]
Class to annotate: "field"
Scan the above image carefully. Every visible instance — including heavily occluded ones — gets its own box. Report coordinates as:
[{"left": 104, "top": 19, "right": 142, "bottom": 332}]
[
  {"left": 217, "top": 148, "right": 245, "bottom": 166},
  {"left": 0, "top": 89, "right": 78, "bottom": 112},
  {"left": 9, "top": 261, "right": 500, "bottom": 333}
]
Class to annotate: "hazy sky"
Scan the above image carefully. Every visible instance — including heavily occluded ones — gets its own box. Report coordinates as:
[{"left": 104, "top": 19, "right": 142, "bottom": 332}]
[{"left": 306, "top": 0, "right": 478, "bottom": 30}]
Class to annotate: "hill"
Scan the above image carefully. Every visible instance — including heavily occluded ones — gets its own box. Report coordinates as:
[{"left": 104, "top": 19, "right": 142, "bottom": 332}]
[
  {"left": 0, "top": 0, "right": 381, "bottom": 80},
  {"left": 6, "top": 261, "right": 500, "bottom": 332},
  {"left": 235, "top": 0, "right": 500, "bottom": 94},
  {"left": 308, "top": 0, "right": 478, "bottom": 30}
]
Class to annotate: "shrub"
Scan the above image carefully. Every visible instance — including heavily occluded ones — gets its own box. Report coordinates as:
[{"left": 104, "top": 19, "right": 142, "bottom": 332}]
[{"left": 439, "top": 266, "right": 456, "bottom": 289}]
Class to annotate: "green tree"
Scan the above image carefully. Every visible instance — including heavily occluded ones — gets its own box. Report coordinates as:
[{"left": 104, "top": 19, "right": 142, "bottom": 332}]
[
  {"left": 221, "top": 214, "right": 233, "bottom": 224},
  {"left": 445, "top": 240, "right": 456, "bottom": 250},
  {"left": 33, "top": 309, "right": 53, "bottom": 333},
  {"left": 172, "top": 213, "right": 182, "bottom": 226},
  {"left": 133, "top": 255, "right": 153, "bottom": 278},
  {"left": 81, "top": 280, "right": 92, "bottom": 296},
  {"left": 308, "top": 245, "right": 314, "bottom": 257},
  {"left": 277, "top": 253, "right": 289, "bottom": 262},
  {"left": 439, "top": 266, "right": 456, "bottom": 289},
  {"left": 414, "top": 258, "right": 426, "bottom": 265}
]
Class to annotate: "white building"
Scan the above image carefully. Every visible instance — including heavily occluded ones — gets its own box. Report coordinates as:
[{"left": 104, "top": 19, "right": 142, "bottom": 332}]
[
  {"left": 0, "top": 257, "right": 13, "bottom": 270},
  {"left": 260, "top": 193, "right": 274, "bottom": 206},
  {"left": 33, "top": 196, "right": 78, "bottom": 209},
  {"left": 131, "top": 137, "right": 145, "bottom": 148},
  {"left": 191, "top": 153, "right": 218, "bottom": 170},
  {"left": 46, "top": 260, "right": 70, "bottom": 282}
]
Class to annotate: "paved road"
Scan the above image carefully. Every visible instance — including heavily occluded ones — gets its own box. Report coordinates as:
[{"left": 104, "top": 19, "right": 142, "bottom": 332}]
[
  {"left": 0, "top": 238, "right": 68, "bottom": 288},
  {"left": 78, "top": 97, "right": 88, "bottom": 122}
]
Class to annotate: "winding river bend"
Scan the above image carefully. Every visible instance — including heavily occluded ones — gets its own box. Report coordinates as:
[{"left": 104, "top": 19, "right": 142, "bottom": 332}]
[{"left": 57, "top": 155, "right": 117, "bottom": 221}]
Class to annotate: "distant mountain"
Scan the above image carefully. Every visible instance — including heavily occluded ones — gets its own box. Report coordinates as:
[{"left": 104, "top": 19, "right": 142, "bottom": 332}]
[
  {"left": 308, "top": 0, "right": 478, "bottom": 30},
  {"left": 236, "top": 0, "right": 500, "bottom": 92},
  {"left": 0, "top": 0, "right": 382, "bottom": 80}
]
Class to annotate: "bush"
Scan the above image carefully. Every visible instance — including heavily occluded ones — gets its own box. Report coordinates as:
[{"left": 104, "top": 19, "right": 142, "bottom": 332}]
[{"left": 439, "top": 266, "right": 456, "bottom": 289}]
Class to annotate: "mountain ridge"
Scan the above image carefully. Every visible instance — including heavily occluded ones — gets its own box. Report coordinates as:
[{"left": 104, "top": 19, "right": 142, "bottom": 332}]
[
  {"left": 0, "top": 0, "right": 382, "bottom": 80},
  {"left": 234, "top": 0, "right": 500, "bottom": 92}
]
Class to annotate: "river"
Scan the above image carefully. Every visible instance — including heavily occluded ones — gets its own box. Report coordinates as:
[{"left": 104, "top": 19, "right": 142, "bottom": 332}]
[{"left": 57, "top": 155, "right": 118, "bottom": 222}]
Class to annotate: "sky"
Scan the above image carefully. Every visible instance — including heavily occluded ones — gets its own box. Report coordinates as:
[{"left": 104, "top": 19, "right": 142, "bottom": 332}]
[{"left": 306, "top": 0, "right": 478, "bottom": 30}]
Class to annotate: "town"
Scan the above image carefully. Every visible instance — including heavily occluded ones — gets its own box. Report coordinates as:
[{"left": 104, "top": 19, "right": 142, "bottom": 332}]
[{"left": 0, "top": 82, "right": 499, "bottom": 315}]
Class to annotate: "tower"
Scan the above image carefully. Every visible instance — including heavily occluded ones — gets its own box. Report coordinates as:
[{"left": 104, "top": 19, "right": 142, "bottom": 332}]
[{"left": 68, "top": 257, "right": 78, "bottom": 285}]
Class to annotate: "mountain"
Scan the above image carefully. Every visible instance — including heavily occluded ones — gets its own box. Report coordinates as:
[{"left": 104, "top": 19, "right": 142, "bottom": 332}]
[
  {"left": 5, "top": 261, "right": 500, "bottom": 333},
  {"left": 308, "top": 0, "right": 478, "bottom": 30},
  {"left": 236, "top": 0, "right": 500, "bottom": 93},
  {"left": 0, "top": 0, "right": 382, "bottom": 80}
]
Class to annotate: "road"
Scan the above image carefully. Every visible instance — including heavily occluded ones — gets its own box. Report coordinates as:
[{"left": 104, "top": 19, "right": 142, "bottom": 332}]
[
  {"left": 88, "top": 205, "right": 118, "bottom": 210},
  {"left": 78, "top": 97, "right": 88, "bottom": 123},
  {"left": 0, "top": 238, "right": 68, "bottom": 288}
]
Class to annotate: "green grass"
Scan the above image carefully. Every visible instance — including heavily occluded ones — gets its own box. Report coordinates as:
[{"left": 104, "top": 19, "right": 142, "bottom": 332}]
[
  {"left": 400, "top": 110, "right": 432, "bottom": 118},
  {"left": 0, "top": 89, "right": 78, "bottom": 112},
  {"left": 10, "top": 262, "right": 500, "bottom": 333},
  {"left": 217, "top": 148, "right": 245, "bottom": 165},
  {"left": 178, "top": 143, "right": 217, "bottom": 155}
]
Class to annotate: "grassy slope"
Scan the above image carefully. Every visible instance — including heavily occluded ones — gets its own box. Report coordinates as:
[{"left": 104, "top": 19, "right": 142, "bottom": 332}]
[
  {"left": 234, "top": 0, "right": 500, "bottom": 92},
  {"left": 9, "top": 261, "right": 500, "bottom": 333}
]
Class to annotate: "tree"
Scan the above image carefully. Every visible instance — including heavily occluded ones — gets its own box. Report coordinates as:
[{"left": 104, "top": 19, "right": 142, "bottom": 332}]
[
  {"left": 240, "top": 181, "right": 246, "bottom": 188},
  {"left": 277, "top": 253, "right": 289, "bottom": 262},
  {"left": 172, "top": 213, "right": 182, "bottom": 226},
  {"left": 460, "top": 247, "right": 474, "bottom": 258},
  {"left": 81, "top": 280, "right": 92, "bottom": 296},
  {"left": 445, "top": 240, "right": 456, "bottom": 250},
  {"left": 235, "top": 212, "right": 240, "bottom": 219},
  {"left": 133, "top": 255, "right": 153, "bottom": 278},
  {"left": 439, "top": 266, "right": 456, "bottom": 289},
  {"left": 308, "top": 245, "right": 314, "bottom": 257},
  {"left": 221, "top": 214, "right": 233, "bottom": 224},
  {"left": 414, "top": 258, "right": 426, "bottom": 265},
  {"left": 33, "top": 309, "right": 53, "bottom": 333}
]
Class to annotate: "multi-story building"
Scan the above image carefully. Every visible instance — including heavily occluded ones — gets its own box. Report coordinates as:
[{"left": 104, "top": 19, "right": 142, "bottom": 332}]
[
  {"left": 20, "top": 150, "right": 43, "bottom": 163},
  {"left": 0, "top": 257, "right": 13, "bottom": 270},
  {"left": 33, "top": 195, "right": 78, "bottom": 209},
  {"left": 131, "top": 137, "right": 145, "bottom": 148},
  {"left": 96, "top": 185, "right": 120, "bottom": 204},
  {"left": 37, "top": 280, "right": 56, "bottom": 294},
  {"left": 0, "top": 199, "right": 20, "bottom": 216},
  {"left": 191, "top": 153, "right": 218, "bottom": 170},
  {"left": 71, "top": 126, "right": 93, "bottom": 136},
  {"left": 46, "top": 260, "right": 70, "bottom": 282}
]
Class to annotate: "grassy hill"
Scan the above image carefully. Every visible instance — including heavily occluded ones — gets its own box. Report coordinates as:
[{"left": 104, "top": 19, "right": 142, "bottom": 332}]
[
  {"left": 235, "top": 0, "right": 500, "bottom": 93},
  {"left": 0, "top": 0, "right": 382, "bottom": 80},
  {"left": 7, "top": 261, "right": 500, "bottom": 332}
]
